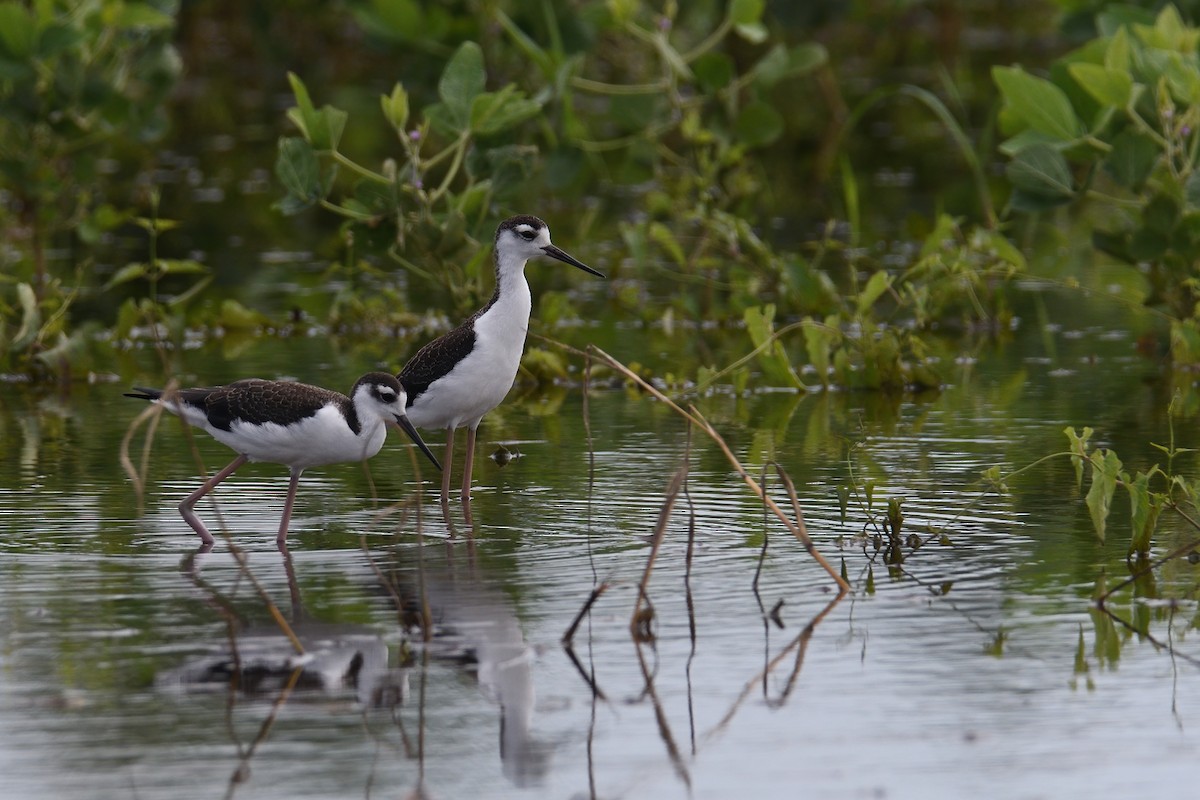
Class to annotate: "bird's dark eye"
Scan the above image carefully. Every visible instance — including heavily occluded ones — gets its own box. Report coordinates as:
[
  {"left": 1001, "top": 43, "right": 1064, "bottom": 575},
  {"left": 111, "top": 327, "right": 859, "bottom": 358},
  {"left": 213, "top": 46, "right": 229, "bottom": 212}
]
[
  {"left": 518, "top": 227, "right": 536, "bottom": 241},
  {"left": 377, "top": 388, "right": 397, "bottom": 402}
]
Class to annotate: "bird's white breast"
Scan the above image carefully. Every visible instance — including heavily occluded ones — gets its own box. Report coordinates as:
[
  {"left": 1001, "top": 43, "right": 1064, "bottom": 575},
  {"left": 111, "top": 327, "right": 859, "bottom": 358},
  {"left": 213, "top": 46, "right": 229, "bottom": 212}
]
[{"left": 406, "top": 274, "right": 532, "bottom": 431}]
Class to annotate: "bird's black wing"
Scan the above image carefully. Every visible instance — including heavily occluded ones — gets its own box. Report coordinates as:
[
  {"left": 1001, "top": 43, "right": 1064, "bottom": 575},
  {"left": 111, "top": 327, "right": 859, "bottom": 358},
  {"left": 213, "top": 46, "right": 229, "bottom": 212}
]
[
  {"left": 397, "top": 323, "right": 477, "bottom": 405},
  {"left": 201, "top": 380, "right": 340, "bottom": 431}
]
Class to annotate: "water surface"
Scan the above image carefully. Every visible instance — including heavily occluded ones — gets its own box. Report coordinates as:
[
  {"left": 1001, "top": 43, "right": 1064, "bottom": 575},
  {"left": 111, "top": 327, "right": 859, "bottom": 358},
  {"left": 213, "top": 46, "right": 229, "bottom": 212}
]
[{"left": 2, "top": 310, "right": 1198, "bottom": 799}]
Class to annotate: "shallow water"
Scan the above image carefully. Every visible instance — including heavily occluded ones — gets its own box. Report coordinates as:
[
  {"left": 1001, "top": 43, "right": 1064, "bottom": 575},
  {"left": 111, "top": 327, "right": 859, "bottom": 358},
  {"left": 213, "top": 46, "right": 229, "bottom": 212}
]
[{"left": 2, "top": 309, "right": 1198, "bottom": 799}]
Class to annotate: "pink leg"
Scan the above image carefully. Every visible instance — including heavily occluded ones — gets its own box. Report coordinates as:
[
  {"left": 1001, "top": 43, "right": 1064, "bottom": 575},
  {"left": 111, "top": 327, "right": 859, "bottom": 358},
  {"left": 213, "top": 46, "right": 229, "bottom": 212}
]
[
  {"left": 440, "top": 428, "right": 455, "bottom": 512},
  {"left": 462, "top": 427, "right": 477, "bottom": 524},
  {"left": 276, "top": 469, "right": 302, "bottom": 547},
  {"left": 462, "top": 426, "right": 478, "bottom": 498},
  {"left": 179, "top": 454, "right": 248, "bottom": 545}
]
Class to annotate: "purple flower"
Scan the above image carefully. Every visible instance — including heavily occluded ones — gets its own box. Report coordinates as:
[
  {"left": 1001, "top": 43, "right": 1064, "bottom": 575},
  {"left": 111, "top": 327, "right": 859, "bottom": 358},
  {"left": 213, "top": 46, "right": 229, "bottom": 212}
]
[
  {"left": 657, "top": 16, "right": 671, "bottom": 31},
  {"left": 409, "top": 129, "right": 421, "bottom": 141}
]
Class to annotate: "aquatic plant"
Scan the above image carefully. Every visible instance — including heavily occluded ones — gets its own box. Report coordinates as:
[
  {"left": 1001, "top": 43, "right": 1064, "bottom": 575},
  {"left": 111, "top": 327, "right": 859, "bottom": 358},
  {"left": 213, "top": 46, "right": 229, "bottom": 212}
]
[
  {"left": 994, "top": 4, "right": 1200, "bottom": 362},
  {"left": 0, "top": 0, "right": 180, "bottom": 374}
]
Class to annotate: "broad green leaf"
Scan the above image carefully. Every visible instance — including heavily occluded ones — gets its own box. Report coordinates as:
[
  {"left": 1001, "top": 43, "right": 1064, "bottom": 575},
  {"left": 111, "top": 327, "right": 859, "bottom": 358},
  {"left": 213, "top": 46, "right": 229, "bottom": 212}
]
[
  {"left": 734, "top": 101, "right": 784, "bottom": 148},
  {"left": 734, "top": 22, "right": 768, "bottom": 44},
  {"left": 274, "top": 136, "right": 322, "bottom": 210},
  {"left": 36, "top": 22, "right": 83, "bottom": 58},
  {"left": 1006, "top": 143, "right": 1074, "bottom": 199},
  {"left": 1104, "top": 129, "right": 1159, "bottom": 190},
  {"left": 381, "top": 83, "right": 409, "bottom": 131},
  {"left": 788, "top": 42, "right": 828, "bottom": 75},
  {"left": 751, "top": 44, "right": 790, "bottom": 87},
  {"left": 693, "top": 52, "right": 735, "bottom": 91},
  {"left": 1105, "top": 27, "right": 1131, "bottom": 72},
  {"left": 993, "top": 65, "right": 1082, "bottom": 141},
  {"left": 218, "top": 299, "right": 269, "bottom": 330},
  {"left": 283, "top": 73, "right": 349, "bottom": 150},
  {"left": 1064, "top": 426, "right": 1094, "bottom": 489},
  {"left": 470, "top": 87, "right": 541, "bottom": 135},
  {"left": 1085, "top": 449, "right": 1123, "bottom": 543},
  {"left": 730, "top": 0, "right": 764, "bottom": 25},
  {"left": 104, "top": 262, "right": 149, "bottom": 289},
  {"left": 112, "top": 3, "right": 174, "bottom": 30},
  {"left": 744, "top": 304, "right": 804, "bottom": 389},
  {"left": 0, "top": 2, "right": 36, "bottom": 59},
  {"left": 803, "top": 320, "right": 836, "bottom": 386},
  {"left": 286, "top": 72, "right": 317, "bottom": 141},
  {"left": 1126, "top": 471, "right": 1161, "bottom": 556},
  {"left": 356, "top": 0, "right": 423, "bottom": 40},
  {"left": 1068, "top": 63, "right": 1132, "bottom": 107},
  {"left": 439, "top": 41, "right": 486, "bottom": 124},
  {"left": 856, "top": 270, "right": 892, "bottom": 315}
]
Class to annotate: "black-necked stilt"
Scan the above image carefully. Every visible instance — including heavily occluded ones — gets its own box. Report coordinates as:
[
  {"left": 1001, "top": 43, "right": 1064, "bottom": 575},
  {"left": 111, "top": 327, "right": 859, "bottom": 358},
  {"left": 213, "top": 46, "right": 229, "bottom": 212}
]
[
  {"left": 398, "top": 215, "right": 603, "bottom": 509},
  {"left": 125, "top": 372, "right": 442, "bottom": 546}
]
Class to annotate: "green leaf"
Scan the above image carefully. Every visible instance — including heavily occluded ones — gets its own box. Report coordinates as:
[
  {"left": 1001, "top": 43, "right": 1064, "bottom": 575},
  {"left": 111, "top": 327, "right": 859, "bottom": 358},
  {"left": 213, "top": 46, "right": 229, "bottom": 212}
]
[
  {"left": 1186, "top": 172, "right": 1200, "bottom": 211},
  {"left": 730, "top": 0, "right": 764, "bottom": 25},
  {"left": 788, "top": 42, "right": 828, "bottom": 76},
  {"left": 0, "top": 2, "right": 36, "bottom": 60},
  {"left": 1067, "top": 63, "right": 1132, "bottom": 108},
  {"left": 1127, "top": 471, "right": 1161, "bottom": 557},
  {"left": 285, "top": 73, "right": 347, "bottom": 150},
  {"left": 993, "top": 65, "right": 1082, "bottom": 141},
  {"left": 469, "top": 86, "right": 541, "bottom": 135},
  {"left": 751, "top": 44, "right": 790, "bottom": 87},
  {"left": 381, "top": 83, "right": 409, "bottom": 132},
  {"left": 217, "top": 299, "right": 269, "bottom": 330},
  {"left": 734, "top": 22, "right": 768, "bottom": 44},
  {"left": 744, "top": 304, "right": 804, "bottom": 389},
  {"left": 158, "top": 259, "right": 208, "bottom": 276},
  {"left": 693, "top": 52, "right": 735, "bottom": 91},
  {"left": 36, "top": 22, "right": 83, "bottom": 58},
  {"left": 734, "top": 101, "right": 784, "bottom": 148},
  {"left": 1006, "top": 143, "right": 1074, "bottom": 200},
  {"left": 1104, "top": 129, "right": 1160, "bottom": 190},
  {"left": 1105, "top": 27, "right": 1132, "bottom": 72},
  {"left": 274, "top": 136, "right": 322, "bottom": 210},
  {"left": 648, "top": 222, "right": 685, "bottom": 266},
  {"left": 104, "top": 262, "right": 149, "bottom": 289},
  {"left": 11, "top": 282, "right": 41, "bottom": 351},
  {"left": 803, "top": 320, "right": 836, "bottom": 387},
  {"left": 856, "top": 271, "right": 893, "bottom": 315},
  {"left": 1085, "top": 449, "right": 1123, "bottom": 543},
  {"left": 440, "top": 41, "right": 487, "bottom": 126},
  {"left": 1064, "top": 426, "right": 1094, "bottom": 489},
  {"left": 111, "top": 3, "right": 174, "bottom": 30}
]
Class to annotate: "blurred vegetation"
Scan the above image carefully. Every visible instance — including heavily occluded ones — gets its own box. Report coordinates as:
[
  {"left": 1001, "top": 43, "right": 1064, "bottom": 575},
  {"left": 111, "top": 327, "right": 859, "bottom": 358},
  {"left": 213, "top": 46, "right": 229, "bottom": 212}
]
[{"left": 1, "top": 0, "right": 1199, "bottom": 399}]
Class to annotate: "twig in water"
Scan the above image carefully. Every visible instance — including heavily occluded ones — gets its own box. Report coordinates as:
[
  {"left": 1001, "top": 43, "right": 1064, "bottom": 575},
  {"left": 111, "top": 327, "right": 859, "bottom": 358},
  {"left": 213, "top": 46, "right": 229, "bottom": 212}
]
[
  {"left": 631, "top": 465, "right": 688, "bottom": 641},
  {"left": 585, "top": 344, "right": 849, "bottom": 592},
  {"left": 563, "top": 581, "right": 610, "bottom": 646}
]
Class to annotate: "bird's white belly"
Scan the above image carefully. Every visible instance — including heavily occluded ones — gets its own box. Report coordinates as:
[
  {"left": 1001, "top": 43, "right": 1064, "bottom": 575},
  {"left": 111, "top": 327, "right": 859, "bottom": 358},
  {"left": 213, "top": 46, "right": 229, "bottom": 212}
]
[
  {"left": 407, "top": 325, "right": 525, "bottom": 431},
  {"left": 204, "top": 407, "right": 387, "bottom": 469}
]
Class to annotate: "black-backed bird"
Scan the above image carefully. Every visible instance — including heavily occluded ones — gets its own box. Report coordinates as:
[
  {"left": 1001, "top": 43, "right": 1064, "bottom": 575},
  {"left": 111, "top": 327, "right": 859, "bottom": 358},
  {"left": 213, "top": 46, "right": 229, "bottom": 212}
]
[
  {"left": 125, "top": 372, "right": 441, "bottom": 546},
  {"left": 398, "top": 215, "right": 602, "bottom": 510}
]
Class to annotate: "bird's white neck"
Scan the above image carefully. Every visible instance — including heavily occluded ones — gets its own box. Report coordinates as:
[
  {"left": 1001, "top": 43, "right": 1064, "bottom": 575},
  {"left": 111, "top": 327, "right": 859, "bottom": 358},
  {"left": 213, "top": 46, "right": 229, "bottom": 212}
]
[{"left": 483, "top": 250, "right": 533, "bottom": 332}]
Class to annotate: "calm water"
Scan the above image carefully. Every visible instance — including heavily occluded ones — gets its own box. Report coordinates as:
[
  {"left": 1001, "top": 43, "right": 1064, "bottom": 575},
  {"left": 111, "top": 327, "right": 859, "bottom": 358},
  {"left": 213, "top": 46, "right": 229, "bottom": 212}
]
[{"left": 2, "top": 302, "right": 1199, "bottom": 799}]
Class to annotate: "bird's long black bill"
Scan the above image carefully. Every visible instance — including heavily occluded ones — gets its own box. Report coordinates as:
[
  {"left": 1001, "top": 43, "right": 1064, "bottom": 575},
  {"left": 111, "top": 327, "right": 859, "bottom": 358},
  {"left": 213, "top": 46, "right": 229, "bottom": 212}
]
[
  {"left": 393, "top": 414, "right": 443, "bottom": 471},
  {"left": 543, "top": 244, "right": 604, "bottom": 278}
]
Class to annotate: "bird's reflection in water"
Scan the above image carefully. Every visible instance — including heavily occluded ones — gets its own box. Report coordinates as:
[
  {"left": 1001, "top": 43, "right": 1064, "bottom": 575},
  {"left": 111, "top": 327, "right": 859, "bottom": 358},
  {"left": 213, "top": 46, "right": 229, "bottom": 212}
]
[
  {"left": 161, "top": 545, "right": 398, "bottom": 707},
  {"left": 381, "top": 539, "right": 551, "bottom": 788},
  {"left": 164, "top": 537, "right": 549, "bottom": 790}
]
